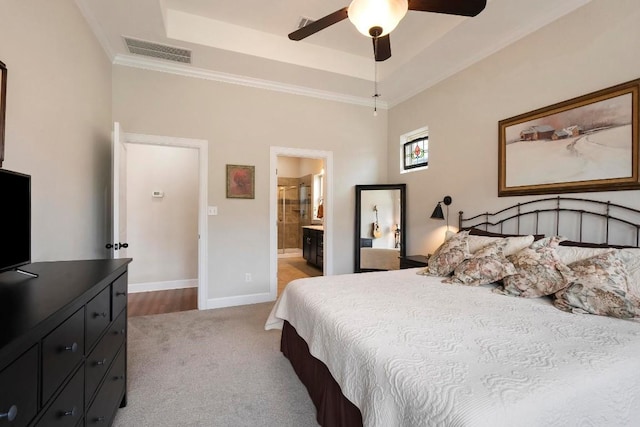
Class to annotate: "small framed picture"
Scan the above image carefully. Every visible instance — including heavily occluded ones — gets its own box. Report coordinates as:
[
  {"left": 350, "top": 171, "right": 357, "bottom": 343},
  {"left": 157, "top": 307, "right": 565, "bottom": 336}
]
[{"left": 226, "top": 164, "right": 255, "bottom": 199}]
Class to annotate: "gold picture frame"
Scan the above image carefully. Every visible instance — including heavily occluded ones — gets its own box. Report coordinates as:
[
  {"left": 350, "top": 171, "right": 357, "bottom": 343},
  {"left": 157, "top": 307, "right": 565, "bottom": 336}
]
[
  {"left": 226, "top": 164, "right": 255, "bottom": 199},
  {"left": 498, "top": 78, "right": 640, "bottom": 197}
]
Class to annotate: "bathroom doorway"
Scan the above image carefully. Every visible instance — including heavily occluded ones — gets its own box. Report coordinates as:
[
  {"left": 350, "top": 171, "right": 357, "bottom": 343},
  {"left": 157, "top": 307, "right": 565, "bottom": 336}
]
[
  {"left": 270, "top": 147, "right": 333, "bottom": 299},
  {"left": 276, "top": 156, "right": 324, "bottom": 295}
]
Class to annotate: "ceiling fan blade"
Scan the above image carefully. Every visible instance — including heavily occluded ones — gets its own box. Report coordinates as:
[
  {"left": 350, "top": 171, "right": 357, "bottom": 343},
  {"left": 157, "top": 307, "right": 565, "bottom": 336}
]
[
  {"left": 373, "top": 35, "right": 391, "bottom": 62},
  {"left": 408, "top": 0, "right": 486, "bottom": 17},
  {"left": 288, "top": 7, "right": 349, "bottom": 41}
]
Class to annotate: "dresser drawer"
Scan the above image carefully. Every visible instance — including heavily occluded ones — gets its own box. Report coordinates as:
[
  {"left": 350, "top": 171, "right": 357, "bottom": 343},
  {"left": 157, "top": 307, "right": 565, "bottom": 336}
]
[
  {"left": 111, "top": 273, "right": 128, "bottom": 319},
  {"left": 86, "top": 349, "right": 126, "bottom": 426},
  {"left": 86, "top": 286, "right": 111, "bottom": 351},
  {"left": 42, "top": 308, "right": 85, "bottom": 404},
  {"left": 36, "top": 367, "right": 83, "bottom": 427},
  {"left": 85, "top": 310, "right": 127, "bottom": 403},
  {"left": 0, "top": 346, "right": 38, "bottom": 427}
]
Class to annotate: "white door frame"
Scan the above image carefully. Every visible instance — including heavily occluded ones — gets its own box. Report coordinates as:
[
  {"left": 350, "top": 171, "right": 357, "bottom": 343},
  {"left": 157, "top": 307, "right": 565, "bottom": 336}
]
[
  {"left": 270, "top": 146, "right": 333, "bottom": 299},
  {"left": 124, "top": 132, "right": 209, "bottom": 310}
]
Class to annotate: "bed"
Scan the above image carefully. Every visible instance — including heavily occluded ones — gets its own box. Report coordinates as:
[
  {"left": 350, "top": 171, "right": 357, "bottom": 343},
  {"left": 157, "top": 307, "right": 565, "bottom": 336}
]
[{"left": 265, "top": 197, "right": 640, "bottom": 426}]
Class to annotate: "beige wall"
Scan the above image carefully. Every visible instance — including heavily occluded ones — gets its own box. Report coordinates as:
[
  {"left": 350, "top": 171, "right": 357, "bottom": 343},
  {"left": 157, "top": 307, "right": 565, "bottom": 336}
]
[
  {"left": 277, "top": 157, "right": 324, "bottom": 178},
  {"left": 126, "top": 144, "right": 199, "bottom": 284},
  {"left": 299, "top": 158, "right": 324, "bottom": 177},
  {"left": 277, "top": 156, "right": 301, "bottom": 178},
  {"left": 0, "top": 0, "right": 112, "bottom": 261},
  {"left": 112, "top": 66, "right": 388, "bottom": 300},
  {"left": 388, "top": 0, "right": 640, "bottom": 255}
]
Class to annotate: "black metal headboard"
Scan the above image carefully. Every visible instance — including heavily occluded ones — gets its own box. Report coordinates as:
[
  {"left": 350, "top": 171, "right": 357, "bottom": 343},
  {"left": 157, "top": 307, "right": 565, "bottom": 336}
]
[{"left": 458, "top": 197, "right": 640, "bottom": 247}]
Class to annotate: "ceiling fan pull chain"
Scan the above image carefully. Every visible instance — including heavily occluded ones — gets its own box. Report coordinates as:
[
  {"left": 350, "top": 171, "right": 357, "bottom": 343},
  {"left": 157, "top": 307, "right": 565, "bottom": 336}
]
[{"left": 373, "top": 39, "right": 380, "bottom": 117}]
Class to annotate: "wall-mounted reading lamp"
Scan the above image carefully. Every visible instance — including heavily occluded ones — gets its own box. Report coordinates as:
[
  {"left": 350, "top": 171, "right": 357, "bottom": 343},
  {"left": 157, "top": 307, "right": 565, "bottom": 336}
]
[{"left": 430, "top": 196, "right": 453, "bottom": 230}]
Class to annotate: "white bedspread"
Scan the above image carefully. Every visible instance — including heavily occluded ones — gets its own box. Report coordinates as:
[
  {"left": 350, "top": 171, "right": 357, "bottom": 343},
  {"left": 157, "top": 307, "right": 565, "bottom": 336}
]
[{"left": 265, "top": 268, "right": 640, "bottom": 427}]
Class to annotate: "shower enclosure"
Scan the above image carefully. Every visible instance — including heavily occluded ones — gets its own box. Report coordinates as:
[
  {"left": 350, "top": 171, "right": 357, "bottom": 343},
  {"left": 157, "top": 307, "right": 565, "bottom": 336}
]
[{"left": 277, "top": 177, "right": 311, "bottom": 255}]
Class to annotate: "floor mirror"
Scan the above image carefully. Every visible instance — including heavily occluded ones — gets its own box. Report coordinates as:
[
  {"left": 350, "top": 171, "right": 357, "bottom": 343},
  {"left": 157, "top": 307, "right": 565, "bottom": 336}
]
[{"left": 354, "top": 184, "right": 406, "bottom": 272}]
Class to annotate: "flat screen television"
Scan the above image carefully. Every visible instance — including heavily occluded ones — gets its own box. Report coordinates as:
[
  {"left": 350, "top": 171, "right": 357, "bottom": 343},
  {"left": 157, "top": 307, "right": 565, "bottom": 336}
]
[{"left": 0, "top": 169, "right": 31, "bottom": 274}]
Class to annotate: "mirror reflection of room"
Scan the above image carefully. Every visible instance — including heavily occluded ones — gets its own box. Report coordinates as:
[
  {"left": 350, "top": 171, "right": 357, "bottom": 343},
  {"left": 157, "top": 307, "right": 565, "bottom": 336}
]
[
  {"left": 361, "top": 190, "right": 401, "bottom": 249},
  {"left": 355, "top": 184, "right": 406, "bottom": 272},
  {"left": 276, "top": 156, "right": 325, "bottom": 295}
]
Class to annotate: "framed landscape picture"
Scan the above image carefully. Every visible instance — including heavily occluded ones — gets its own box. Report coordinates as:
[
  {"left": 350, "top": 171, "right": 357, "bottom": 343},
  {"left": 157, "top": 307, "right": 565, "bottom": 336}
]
[
  {"left": 226, "top": 164, "right": 255, "bottom": 199},
  {"left": 498, "top": 79, "right": 640, "bottom": 196},
  {"left": 0, "top": 61, "right": 6, "bottom": 168}
]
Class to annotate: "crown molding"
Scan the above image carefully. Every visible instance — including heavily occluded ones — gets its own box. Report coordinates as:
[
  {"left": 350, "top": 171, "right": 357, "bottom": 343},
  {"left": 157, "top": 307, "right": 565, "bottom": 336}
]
[
  {"left": 75, "top": 0, "right": 115, "bottom": 61},
  {"left": 113, "top": 54, "right": 388, "bottom": 110}
]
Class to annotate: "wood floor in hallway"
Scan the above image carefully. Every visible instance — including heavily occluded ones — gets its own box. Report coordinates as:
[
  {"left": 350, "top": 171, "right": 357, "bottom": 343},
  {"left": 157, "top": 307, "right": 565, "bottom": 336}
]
[
  {"left": 128, "top": 287, "right": 198, "bottom": 317},
  {"left": 127, "top": 258, "right": 321, "bottom": 317}
]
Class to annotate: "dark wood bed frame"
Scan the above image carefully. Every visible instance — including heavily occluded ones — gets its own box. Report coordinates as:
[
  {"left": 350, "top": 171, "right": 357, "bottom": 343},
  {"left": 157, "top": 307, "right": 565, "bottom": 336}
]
[{"left": 282, "top": 196, "right": 640, "bottom": 427}]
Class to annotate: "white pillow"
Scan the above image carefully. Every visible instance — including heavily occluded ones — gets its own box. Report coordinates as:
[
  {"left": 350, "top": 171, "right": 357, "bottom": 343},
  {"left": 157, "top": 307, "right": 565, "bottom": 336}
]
[
  {"left": 555, "top": 246, "right": 610, "bottom": 265},
  {"left": 619, "top": 248, "right": 640, "bottom": 297},
  {"left": 467, "top": 234, "right": 534, "bottom": 256}
]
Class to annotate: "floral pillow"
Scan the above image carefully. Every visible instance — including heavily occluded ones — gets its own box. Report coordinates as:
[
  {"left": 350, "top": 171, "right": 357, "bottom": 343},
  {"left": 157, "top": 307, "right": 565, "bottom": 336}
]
[
  {"left": 556, "top": 246, "right": 640, "bottom": 299},
  {"left": 554, "top": 251, "right": 640, "bottom": 319},
  {"left": 467, "top": 234, "right": 534, "bottom": 256},
  {"left": 444, "top": 241, "right": 517, "bottom": 286},
  {"left": 423, "top": 230, "right": 470, "bottom": 276},
  {"left": 497, "top": 236, "right": 572, "bottom": 298},
  {"left": 615, "top": 249, "right": 640, "bottom": 298}
]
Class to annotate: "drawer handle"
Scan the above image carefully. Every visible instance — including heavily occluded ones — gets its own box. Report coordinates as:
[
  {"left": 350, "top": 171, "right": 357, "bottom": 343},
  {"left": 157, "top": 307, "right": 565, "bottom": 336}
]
[
  {"left": 94, "top": 312, "right": 108, "bottom": 318},
  {"left": 113, "top": 328, "right": 125, "bottom": 336},
  {"left": 94, "top": 416, "right": 106, "bottom": 423},
  {"left": 63, "top": 407, "right": 77, "bottom": 417},
  {"left": 0, "top": 405, "right": 17, "bottom": 422},
  {"left": 64, "top": 342, "right": 78, "bottom": 353},
  {"left": 114, "top": 374, "right": 125, "bottom": 381},
  {"left": 96, "top": 358, "right": 108, "bottom": 366},
  {"left": 116, "top": 291, "right": 126, "bottom": 297}
]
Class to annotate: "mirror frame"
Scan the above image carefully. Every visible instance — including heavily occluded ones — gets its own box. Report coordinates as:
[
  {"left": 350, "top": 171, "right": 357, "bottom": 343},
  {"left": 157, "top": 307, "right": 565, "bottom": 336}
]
[{"left": 354, "top": 184, "right": 406, "bottom": 273}]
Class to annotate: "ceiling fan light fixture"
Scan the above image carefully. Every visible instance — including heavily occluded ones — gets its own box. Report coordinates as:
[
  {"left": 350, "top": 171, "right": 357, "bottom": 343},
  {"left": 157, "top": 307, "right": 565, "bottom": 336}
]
[{"left": 347, "top": 0, "right": 408, "bottom": 38}]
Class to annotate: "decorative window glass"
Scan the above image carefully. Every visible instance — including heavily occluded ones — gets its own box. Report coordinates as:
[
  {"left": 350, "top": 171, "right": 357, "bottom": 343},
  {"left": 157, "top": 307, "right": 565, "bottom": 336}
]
[
  {"left": 400, "top": 126, "right": 429, "bottom": 173},
  {"left": 403, "top": 137, "right": 428, "bottom": 170}
]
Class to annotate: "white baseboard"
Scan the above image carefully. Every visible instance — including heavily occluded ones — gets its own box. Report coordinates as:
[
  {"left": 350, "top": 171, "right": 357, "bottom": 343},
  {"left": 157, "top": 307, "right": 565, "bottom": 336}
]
[
  {"left": 128, "top": 279, "right": 198, "bottom": 294},
  {"left": 205, "top": 292, "right": 275, "bottom": 310}
]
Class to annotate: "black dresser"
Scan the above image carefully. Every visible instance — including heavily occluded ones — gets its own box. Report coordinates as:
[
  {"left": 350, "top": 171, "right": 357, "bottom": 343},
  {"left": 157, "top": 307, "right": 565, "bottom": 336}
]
[{"left": 0, "top": 259, "right": 131, "bottom": 427}]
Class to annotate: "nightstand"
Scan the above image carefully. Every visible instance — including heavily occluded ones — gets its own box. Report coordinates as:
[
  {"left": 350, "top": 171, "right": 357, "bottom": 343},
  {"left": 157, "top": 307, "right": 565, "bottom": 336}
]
[{"left": 399, "top": 255, "right": 430, "bottom": 269}]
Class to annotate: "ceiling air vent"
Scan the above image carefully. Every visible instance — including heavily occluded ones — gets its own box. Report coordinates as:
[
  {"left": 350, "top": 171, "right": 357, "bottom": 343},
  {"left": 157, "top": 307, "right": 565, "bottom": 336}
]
[
  {"left": 298, "top": 17, "right": 314, "bottom": 29},
  {"left": 123, "top": 37, "right": 191, "bottom": 64}
]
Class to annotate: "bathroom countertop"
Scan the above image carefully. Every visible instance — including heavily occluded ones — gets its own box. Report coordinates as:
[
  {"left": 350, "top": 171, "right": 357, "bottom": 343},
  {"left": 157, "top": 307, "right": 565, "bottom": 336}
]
[{"left": 302, "top": 225, "right": 324, "bottom": 231}]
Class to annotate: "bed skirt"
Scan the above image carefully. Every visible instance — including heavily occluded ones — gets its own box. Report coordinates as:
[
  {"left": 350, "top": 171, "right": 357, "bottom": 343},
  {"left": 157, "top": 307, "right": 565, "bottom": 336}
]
[{"left": 281, "top": 321, "right": 363, "bottom": 427}]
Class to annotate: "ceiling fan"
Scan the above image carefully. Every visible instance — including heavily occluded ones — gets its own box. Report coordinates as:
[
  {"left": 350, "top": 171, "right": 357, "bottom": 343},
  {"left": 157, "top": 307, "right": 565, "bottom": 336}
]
[{"left": 288, "top": 0, "right": 487, "bottom": 62}]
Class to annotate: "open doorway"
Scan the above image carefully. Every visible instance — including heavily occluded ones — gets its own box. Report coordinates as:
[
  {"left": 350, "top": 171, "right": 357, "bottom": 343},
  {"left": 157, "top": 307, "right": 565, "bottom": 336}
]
[
  {"left": 276, "top": 157, "right": 324, "bottom": 295},
  {"left": 269, "top": 147, "right": 333, "bottom": 299},
  {"left": 118, "top": 129, "right": 208, "bottom": 311}
]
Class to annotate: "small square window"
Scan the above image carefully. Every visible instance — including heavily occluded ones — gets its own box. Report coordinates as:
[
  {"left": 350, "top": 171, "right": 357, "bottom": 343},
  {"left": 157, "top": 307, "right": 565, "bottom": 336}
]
[
  {"left": 403, "top": 137, "right": 428, "bottom": 170},
  {"left": 400, "top": 126, "right": 429, "bottom": 173}
]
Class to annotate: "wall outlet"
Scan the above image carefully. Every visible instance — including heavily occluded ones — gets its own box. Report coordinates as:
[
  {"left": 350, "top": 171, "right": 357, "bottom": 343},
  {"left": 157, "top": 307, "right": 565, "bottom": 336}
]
[{"left": 245, "top": 273, "right": 252, "bottom": 282}]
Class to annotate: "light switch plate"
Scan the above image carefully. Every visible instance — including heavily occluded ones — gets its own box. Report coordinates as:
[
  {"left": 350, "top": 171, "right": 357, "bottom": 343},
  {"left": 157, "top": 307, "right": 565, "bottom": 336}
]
[{"left": 208, "top": 206, "right": 218, "bottom": 216}]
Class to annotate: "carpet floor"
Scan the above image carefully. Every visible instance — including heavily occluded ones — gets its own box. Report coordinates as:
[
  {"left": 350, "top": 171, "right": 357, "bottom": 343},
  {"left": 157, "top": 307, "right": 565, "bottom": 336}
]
[{"left": 113, "top": 302, "right": 319, "bottom": 427}]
